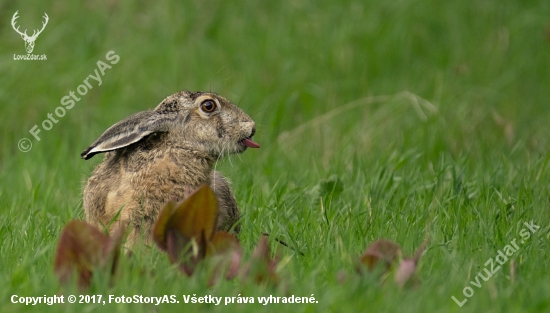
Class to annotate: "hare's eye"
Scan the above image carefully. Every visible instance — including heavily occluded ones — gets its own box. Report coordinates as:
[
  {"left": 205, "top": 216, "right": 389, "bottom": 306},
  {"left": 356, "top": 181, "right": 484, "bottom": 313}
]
[{"left": 200, "top": 100, "right": 216, "bottom": 113}]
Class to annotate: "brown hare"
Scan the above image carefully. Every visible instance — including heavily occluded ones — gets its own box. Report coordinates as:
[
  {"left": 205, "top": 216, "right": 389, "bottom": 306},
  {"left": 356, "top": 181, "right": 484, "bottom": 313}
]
[{"left": 81, "top": 90, "right": 259, "bottom": 246}]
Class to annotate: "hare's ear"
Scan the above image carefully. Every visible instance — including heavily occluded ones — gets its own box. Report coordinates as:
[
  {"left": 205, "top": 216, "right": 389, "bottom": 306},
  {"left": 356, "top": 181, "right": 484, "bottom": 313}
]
[{"left": 81, "top": 111, "right": 179, "bottom": 160}]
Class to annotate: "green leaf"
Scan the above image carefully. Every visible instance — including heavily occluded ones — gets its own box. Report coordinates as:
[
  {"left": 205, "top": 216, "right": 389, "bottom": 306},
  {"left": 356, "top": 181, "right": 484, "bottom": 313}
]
[{"left": 307, "top": 174, "right": 344, "bottom": 203}]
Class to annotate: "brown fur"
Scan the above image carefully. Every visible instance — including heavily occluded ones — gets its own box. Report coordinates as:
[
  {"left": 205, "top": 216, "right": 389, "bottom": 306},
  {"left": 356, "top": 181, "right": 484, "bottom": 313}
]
[{"left": 82, "top": 90, "right": 256, "bottom": 246}]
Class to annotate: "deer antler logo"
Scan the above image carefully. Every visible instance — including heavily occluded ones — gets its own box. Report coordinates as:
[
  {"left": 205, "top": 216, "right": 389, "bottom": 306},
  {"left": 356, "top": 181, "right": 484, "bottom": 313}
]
[{"left": 11, "top": 11, "right": 49, "bottom": 54}]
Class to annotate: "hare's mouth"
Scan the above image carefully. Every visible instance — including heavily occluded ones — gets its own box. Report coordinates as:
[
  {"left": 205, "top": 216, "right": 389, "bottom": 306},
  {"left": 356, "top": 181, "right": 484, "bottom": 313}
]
[{"left": 241, "top": 137, "right": 260, "bottom": 149}]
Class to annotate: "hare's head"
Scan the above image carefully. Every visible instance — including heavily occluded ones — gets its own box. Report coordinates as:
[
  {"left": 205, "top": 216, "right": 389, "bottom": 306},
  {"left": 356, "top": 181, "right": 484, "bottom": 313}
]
[{"left": 81, "top": 90, "right": 259, "bottom": 160}]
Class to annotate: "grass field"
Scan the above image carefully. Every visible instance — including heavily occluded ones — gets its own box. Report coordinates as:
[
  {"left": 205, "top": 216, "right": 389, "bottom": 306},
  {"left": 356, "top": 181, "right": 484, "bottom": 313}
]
[{"left": 2, "top": 0, "right": 550, "bottom": 312}]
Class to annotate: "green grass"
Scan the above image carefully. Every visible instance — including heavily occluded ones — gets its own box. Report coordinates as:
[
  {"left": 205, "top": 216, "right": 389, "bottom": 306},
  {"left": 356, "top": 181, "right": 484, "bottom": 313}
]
[{"left": 2, "top": 0, "right": 550, "bottom": 312}]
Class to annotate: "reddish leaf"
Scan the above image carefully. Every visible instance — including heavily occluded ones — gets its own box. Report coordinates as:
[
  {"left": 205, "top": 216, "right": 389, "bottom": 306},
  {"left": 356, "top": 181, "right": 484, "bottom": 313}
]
[
  {"left": 223, "top": 247, "right": 243, "bottom": 280},
  {"left": 208, "top": 231, "right": 240, "bottom": 253},
  {"left": 165, "top": 229, "right": 207, "bottom": 276},
  {"left": 153, "top": 185, "right": 240, "bottom": 277},
  {"left": 395, "top": 259, "right": 417, "bottom": 287},
  {"left": 207, "top": 231, "right": 243, "bottom": 284},
  {"left": 53, "top": 220, "right": 124, "bottom": 288},
  {"left": 153, "top": 185, "right": 218, "bottom": 252},
  {"left": 152, "top": 201, "right": 177, "bottom": 251},
  {"left": 168, "top": 185, "right": 218, "bottom": 243},
  {"left": 359, "top": 239, "right": 402, "bottom": 271},
  {"left": 395, "top": 240, "right": 429, "bottom": 287},
  {"left": 241, "top": 236, "right": 279, "bottom": 285}
]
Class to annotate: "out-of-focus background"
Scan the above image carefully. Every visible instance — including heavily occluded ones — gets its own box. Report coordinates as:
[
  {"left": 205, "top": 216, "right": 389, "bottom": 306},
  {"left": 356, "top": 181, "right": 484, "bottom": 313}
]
[{"left": 1, "top": 1, "right": 550, "bottom": 312}]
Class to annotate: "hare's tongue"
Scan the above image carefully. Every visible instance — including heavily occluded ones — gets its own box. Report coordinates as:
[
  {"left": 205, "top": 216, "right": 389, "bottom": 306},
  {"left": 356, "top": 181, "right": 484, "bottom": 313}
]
[{"left": 242, "top": 138, "right": 260, "bottom": 148}]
